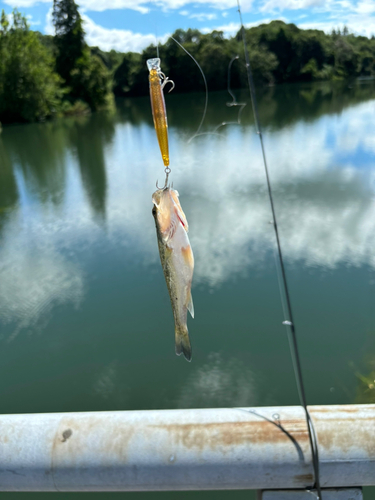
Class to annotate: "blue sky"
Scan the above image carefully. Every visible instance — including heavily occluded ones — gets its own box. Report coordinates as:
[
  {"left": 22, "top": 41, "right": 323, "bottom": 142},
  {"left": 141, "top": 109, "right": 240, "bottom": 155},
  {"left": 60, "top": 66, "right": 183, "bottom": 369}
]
[{"left": 1, "top": 0, "right": 374, "bottom": 52}]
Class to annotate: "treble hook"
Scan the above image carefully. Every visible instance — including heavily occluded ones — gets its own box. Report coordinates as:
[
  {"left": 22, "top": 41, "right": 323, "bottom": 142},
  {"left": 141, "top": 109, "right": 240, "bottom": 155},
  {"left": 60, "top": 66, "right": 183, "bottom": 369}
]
[
  {"left": 156, "top": 178, "right": 168, "bottom": 190},
  {"left": 160, "top": 75, "right": 175, "bottom": 93},
  {"left": 156, "top": 168, "right": 171, "bottom": 190}
]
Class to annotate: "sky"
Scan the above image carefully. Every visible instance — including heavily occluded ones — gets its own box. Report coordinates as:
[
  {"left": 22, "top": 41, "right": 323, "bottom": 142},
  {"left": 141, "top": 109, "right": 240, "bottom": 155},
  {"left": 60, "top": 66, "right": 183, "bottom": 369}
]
[{"left": 0, "top": 0, "right": 374, "bottom": 53}]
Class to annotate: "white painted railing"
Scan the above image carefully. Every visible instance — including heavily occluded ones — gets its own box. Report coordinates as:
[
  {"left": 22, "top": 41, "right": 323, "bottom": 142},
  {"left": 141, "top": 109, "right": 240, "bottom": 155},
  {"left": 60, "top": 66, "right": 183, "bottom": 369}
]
[{"left": 0, "top": 405, "right": 373, "bottom": 492}]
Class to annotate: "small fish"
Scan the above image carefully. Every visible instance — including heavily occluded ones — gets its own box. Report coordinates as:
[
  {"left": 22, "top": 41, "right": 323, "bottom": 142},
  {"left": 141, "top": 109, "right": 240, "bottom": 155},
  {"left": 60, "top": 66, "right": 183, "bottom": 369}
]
[{"left": 152, "top": 187, "right": 194, "bottom": 362}]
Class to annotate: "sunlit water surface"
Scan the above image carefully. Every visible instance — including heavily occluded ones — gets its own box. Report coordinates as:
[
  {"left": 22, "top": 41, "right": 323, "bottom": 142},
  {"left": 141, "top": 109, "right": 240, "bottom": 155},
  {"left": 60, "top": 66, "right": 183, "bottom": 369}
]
[{"left": 0, "top": 80, "right": 375, "bottom": 499}]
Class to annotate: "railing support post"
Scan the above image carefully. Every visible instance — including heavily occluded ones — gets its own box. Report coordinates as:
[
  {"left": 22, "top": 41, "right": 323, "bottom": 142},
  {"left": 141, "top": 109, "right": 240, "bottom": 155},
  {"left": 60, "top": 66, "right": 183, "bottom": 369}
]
[{"left": 260, "top": 488, "right": 363, "bottom": 500}]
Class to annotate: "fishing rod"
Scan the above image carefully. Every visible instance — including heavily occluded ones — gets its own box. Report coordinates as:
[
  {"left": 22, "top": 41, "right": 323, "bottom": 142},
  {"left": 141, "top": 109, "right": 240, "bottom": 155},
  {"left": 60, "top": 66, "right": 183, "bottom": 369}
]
[{"left": 235, "top": 1, "right": 323, "bottom": 498}]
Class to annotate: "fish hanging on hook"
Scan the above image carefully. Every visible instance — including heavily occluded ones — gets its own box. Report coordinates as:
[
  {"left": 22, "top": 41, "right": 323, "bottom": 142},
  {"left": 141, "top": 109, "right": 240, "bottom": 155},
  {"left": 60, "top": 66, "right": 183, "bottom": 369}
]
[
  {"left": 147, "top": 58, "right": 175, "bottom": 169},
  {"left": 152, "top": 186, "right": 194, "bottom": 362}
]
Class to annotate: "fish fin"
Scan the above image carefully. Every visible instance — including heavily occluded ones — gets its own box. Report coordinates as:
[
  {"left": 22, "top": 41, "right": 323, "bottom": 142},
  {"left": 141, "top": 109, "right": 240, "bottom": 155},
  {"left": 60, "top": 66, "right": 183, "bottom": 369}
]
[
  {"left": 187, "top": 290, "right": 194, "bottom": 319},
  {"left": 165, "top": 218, "right": 177, "bottom": 242},
  {"left": 175, "top": 325, "right": 192, "bottom": 362}
]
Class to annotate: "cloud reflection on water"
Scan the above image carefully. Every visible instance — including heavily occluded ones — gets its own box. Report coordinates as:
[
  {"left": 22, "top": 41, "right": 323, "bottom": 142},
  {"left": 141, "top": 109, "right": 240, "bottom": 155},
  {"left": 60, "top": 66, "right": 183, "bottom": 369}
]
[
  {"left": 173, "top": 99, "right": 375, "bottom": 285},
  {"left": 177, "top": 352, "right": 257, "bottom": 408},
  {"left": 0, "top": 84, "right": 374, "bottom": 335},
  {"left": 0, "top": 217, "right": 84, "bottom": 341}
]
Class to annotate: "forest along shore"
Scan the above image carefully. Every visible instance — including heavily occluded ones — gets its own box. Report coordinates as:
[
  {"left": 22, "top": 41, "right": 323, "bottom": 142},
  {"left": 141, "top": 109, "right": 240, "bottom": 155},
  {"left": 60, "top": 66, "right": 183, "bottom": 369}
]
[{"left": 0, "top": 0, "right": 375, "bottom": 125}]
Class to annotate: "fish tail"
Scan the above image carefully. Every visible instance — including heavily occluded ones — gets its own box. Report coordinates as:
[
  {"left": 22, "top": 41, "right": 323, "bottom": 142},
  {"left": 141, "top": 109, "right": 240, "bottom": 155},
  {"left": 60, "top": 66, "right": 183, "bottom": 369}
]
[{"left": 175, "top": 325, "right": 192, "bottom": 362}]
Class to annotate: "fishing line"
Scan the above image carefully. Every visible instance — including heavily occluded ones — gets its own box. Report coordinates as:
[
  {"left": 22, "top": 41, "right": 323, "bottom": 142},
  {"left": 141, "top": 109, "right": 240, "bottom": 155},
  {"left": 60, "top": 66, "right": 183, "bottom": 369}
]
[
  {"left": 227, "top": 56, "right": 241, "bottom": 105},
  {"left": 155, "top": 27, "right": 159, "bottom": 58},
  {"left": 169, "top": 40, "right": 245, "bottom": 141},
  {"left": 236, "top": 1, "right": 322, "bottom": 498},
  {"left": 214, "top": 55, "right": 247, "bottom": 133},
  {"left": 170, "top": 36, "right": 208, "bottom": 141}
]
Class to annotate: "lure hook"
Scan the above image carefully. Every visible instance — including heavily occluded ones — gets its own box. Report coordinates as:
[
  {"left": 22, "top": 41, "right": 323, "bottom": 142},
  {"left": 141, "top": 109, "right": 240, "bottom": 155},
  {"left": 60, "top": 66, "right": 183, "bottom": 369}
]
[
  {"left": 156, "top": 167, "right": 171, "bottom": 190},
  {"left": 156, "top": 178, "right": 167, "bottom": 190},
  {"left": 160, "top": 75, "right": 175, "bottom": 93}
]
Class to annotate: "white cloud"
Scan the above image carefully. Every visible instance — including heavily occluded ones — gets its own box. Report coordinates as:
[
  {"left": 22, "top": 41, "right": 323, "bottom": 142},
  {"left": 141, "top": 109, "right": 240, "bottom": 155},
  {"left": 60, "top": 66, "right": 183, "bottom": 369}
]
[
  {"left": 5, "top": 0, "right": 254, "bottom": 13},
  {"left": 355, "top": 0, "right": 375, "bottom": 14},
  {"left": 202, "top": 18, "right": 276, "bottom": 37},
  {"left": 10, "top": 0, "right": 375, "bottom": 40},
  {"left": 44, "top": 7, "right": 54, "bottom": 36},
  {"left": 189, "top": 12, "right": 218, "bottom": 21},
  {"left": 44, "top": 8, "right": 169, "bottom": 52},
  {"left": 4, "top": 0, "right": 50, "bottom": 6},
  {"left": 80, "top": 0, "right": 150, "bottom": 13},
  {"left": 344, "top": 13, "right": 375, "bottom": 37},
  {"left": 26, "top": 14, "right": 41, "bottom": 26},
  {"left": 82, "top": 14, "right": 169, "bottom": 52},
  {"left": 298, "top": 13, "right": 375, "bottom": 37},
  {"left": 201, "top": 21, "right": 240, "bottom": 36},
  {"left": 255, "top": 0, "right": 375, "bottom": 37},
  {"left": 44, "top": 6, "right": 271, "bottom": 55},
  {"left": 260, "top": 0, "right": 327, "bottom": 11},
  {"left": 296, "top": 20, "right": 340, "bottom": 32},
  {"left": 84, "top": 0, "right": 255, "bottom": 12},
  {"left": 336, "top": 0, "right": 353, "bottom": 8},
  {"left": 4, "top": 0, "right": 149, "bottom": 13}
]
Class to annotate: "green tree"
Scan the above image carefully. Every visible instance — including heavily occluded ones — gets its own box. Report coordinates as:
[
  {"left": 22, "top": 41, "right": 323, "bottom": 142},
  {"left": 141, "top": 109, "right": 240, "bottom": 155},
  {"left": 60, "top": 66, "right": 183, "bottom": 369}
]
[
  {"left": 52, "top": 0, "right": 112, "bottom": 111},
  {"left": 0, "top": 9, "right": 62, "bottom": 123},
  {"left": 333, "top": 37, "right": 358, "bottom": 77},
  {"left": 198, "top": 31, "right": 232, "bottom": 91},
  {"left": 52, "top": 0, "right": 84, "bottom": 85},
  {"left": 301, "top": 58, "right": 319, "bottom": 80},
  {"left": 70, "top": 50, "right": 112, "bottom": 109},
  {"left": 249, "top": 46, "right": 278, "bottom": 84},
  {"left": 113, "top": 52, "right": 141, "bottom": 96}
]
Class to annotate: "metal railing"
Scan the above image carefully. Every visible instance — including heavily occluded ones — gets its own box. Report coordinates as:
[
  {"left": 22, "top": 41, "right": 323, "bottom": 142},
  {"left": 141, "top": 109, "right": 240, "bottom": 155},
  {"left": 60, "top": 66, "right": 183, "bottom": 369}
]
[{"left": 0, "top": 404, "right": 373, "bottom": 492}]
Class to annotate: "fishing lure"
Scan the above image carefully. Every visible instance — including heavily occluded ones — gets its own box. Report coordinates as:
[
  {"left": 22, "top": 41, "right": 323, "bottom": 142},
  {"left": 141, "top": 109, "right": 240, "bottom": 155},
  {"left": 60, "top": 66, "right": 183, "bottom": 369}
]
[
  {"left": 147, "top": 57, "right": 195, "bottom": 361},
  {"left": 147, "top": 58, "right": 174, "bottom": 173}
]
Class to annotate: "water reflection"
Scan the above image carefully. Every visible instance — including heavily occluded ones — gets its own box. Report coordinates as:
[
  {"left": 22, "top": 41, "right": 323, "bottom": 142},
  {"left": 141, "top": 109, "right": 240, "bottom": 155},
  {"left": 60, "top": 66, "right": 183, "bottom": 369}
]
[
  {"left": 66, "top": 112, "right": 115, "bottom": 219},
  {"left": 259, "top": 80, "right": 375, "bottom": 129},
  {"left": 115, "top": 80, "right": 375, "bottom": 134},
  {"left": 0, "top": 80, "right": 374, "bottom": 434},
  {"left": 0, "top": 80, "right": 374, "bottom": 339},
  {"left": 0, "top": 237, "right": 84, "bottom": 341},
  {"left": 111, "top": 93, "right": 375, "bottom": 287},
  {"left": 353, "top": 333, "right": 375, "bottom": 404},
  {"left": 2, "top": 122, "right": 67, "bottom": 206},
  {"left": 177, "top": 352, "right": 257, "bottom": 408},
  {"left": 0, "top": 137, "right": 18, "bottom": 234},
  {"left": 93, "top": 360, "right": 121, "bottom": 400},
  {"left": 0, "top": 113, "right": 117, "bottom": 338}
]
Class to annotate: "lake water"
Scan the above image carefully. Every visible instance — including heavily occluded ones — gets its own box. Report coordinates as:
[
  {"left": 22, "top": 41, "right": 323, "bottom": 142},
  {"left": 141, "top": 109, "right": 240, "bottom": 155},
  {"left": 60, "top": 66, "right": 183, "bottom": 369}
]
[{"left": 0, "top": 80, "right": 375, "bottom": 499}]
